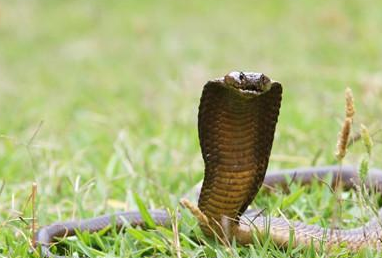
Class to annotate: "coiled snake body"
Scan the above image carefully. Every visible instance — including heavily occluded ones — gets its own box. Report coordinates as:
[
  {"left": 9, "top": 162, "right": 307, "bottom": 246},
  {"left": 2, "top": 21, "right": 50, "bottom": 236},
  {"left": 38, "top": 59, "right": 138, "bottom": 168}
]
[{"left": 36, "top": 72, "right": 382, "bottom": 257}]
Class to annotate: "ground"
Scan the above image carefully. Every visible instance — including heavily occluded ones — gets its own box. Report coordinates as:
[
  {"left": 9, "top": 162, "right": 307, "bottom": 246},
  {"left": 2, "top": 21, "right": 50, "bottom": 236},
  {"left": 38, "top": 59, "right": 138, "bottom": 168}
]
[{"left": 0, "top": 0, "right": 381, "bottom": 257}]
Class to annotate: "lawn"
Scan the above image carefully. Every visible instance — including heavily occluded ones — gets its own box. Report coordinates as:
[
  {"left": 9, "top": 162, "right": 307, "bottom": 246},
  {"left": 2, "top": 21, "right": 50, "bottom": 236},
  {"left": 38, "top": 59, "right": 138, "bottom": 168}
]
[{"left": 0, "top": 0, "right": 381, "bottom": 257}]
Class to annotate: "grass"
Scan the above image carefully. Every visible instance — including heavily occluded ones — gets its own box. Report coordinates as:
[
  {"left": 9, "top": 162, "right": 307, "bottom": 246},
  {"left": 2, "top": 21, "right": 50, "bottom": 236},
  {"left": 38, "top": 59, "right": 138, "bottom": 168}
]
[{"left": 0, "top": 0, "right": 381, "bottom": 257}]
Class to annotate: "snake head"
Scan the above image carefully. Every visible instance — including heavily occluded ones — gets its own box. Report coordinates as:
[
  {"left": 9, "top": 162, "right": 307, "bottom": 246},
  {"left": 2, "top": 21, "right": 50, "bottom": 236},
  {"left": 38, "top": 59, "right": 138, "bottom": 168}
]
[{"left": 224, "top": 71, "right": 274, "bottom": 95}]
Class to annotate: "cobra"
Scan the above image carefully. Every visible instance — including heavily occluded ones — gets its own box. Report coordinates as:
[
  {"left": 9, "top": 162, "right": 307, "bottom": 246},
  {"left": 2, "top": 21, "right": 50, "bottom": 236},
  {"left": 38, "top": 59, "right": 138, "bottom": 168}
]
[{"left": 36, "top": 71, "right": 382, "bottom": 257}]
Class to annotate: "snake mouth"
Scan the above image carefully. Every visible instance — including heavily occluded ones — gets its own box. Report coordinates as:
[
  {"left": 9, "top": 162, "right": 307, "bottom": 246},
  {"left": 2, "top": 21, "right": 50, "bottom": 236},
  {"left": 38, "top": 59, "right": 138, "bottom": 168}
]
[
  {"left": 238, "top": 86, "right": 265, "bottom": 94},
  {"left": 236, "top": 81, "right": 280, "bottom": 96}
]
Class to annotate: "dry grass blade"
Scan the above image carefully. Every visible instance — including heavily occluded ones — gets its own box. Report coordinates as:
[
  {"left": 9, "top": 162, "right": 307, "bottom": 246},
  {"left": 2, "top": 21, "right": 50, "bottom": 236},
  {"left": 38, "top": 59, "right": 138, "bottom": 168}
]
[
  {"left": 31, "top": 182, "right": 37, "bottom": 247},
  {"left": 180, "top": 198, "right": 232, "bottom": 251},
  {"left": 171, "top": 208, "right": 182, "bottom": 258}
]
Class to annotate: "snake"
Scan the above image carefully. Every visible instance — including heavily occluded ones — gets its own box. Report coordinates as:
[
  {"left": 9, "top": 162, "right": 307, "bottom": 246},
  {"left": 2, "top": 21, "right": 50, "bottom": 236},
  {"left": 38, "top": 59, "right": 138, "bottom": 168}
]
[{"left": 35, "top": 71, "right": 382, "bottom": 257}]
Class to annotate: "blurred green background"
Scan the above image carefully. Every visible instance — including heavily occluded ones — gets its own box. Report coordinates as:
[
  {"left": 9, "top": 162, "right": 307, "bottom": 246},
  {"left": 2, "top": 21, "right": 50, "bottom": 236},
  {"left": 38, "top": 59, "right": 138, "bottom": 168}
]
[{"left": 0, "top": 0, "right": 381, "bottom": 256}]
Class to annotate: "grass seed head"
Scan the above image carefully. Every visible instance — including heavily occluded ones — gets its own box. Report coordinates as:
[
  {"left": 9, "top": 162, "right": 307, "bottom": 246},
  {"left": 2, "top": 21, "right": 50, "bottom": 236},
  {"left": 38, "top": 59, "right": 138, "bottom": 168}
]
[
  {"left": 360, "top": 124, "right": 373, "bottom": 156},
  {"left": 345, "top": 87, "right": 355, "bottom": 120},
  {"left": 335, "top": 117, "right": 352, "bottom": 161}
]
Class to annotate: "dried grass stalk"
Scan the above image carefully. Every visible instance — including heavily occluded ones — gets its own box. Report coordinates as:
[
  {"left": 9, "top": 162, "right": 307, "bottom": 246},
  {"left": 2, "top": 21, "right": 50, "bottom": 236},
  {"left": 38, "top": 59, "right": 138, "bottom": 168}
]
[{"left": 32, "top": 182, "right": 37, "bottom": 247}]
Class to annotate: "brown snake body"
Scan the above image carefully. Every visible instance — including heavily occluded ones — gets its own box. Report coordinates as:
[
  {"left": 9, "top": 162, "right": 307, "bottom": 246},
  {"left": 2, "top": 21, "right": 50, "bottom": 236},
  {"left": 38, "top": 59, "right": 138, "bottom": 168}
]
[{"left": 36, "top": 72, "right": 382, "bottom": 257}]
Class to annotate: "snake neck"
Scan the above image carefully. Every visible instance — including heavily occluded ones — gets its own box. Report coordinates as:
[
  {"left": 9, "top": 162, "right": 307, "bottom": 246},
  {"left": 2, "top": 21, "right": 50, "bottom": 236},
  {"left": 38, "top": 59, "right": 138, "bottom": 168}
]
[{"left": 197, "top": 80, "right": 282, "bottom": 239}]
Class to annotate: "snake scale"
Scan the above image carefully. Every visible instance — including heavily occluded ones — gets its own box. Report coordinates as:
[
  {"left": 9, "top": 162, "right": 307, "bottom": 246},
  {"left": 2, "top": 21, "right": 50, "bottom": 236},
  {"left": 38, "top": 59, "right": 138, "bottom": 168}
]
[{"left": 36, "top": 71, "right": 382, "bottom": 257}]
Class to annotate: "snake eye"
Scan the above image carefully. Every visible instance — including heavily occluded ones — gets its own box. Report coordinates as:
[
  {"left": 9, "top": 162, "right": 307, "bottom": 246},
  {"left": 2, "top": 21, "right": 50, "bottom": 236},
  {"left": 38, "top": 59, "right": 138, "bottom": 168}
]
[
  {"left": 260, "top": 74, "right": 265, "bottom": 83},
  {"left": 260, "top": 74, "right": 270, "bottom": 85},
  {"left": 239, "top": 72, "right": 245, "bottom": 81}
]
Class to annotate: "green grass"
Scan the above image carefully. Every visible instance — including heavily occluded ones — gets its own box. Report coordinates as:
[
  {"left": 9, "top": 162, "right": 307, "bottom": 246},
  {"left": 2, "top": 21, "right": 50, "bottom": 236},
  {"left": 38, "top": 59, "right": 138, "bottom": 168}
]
[{"left": 0, "top": 0, "right": 381, "bottom": 257}]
